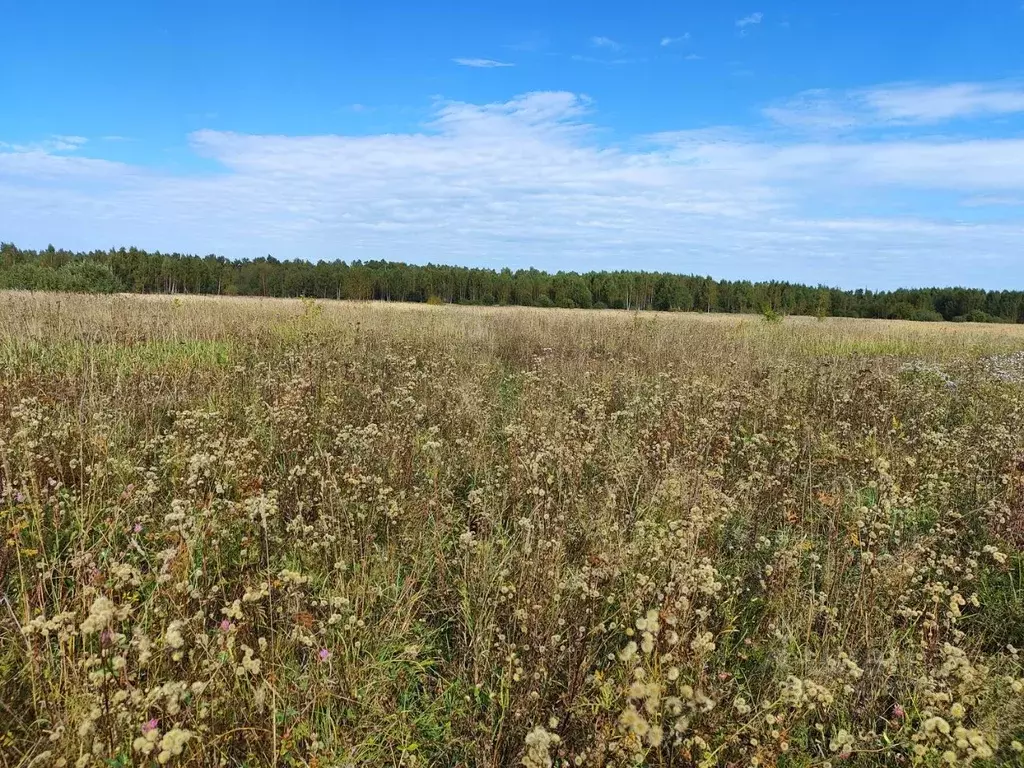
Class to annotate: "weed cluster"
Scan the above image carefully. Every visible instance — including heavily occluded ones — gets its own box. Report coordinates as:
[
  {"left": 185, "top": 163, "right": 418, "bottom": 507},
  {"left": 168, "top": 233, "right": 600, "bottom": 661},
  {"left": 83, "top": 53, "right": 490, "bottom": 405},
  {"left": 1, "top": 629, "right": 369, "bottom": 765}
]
[{"left": 1, "top": 293, "right": 1023, "bottom": 766}]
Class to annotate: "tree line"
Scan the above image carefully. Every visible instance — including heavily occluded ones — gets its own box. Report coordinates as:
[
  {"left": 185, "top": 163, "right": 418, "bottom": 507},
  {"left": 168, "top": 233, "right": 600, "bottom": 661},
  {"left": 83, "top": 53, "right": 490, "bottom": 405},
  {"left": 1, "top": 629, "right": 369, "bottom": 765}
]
[{"left": 2, "top": 242, "right": 1021, "bottom": 323}]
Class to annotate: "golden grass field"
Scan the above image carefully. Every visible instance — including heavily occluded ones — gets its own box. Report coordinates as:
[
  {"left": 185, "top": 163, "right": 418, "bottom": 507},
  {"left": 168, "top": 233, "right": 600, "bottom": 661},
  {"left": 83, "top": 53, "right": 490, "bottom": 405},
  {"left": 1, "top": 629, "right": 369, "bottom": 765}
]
[{"left": 2, "top": 291, "right": 1024, "bottom": 767}]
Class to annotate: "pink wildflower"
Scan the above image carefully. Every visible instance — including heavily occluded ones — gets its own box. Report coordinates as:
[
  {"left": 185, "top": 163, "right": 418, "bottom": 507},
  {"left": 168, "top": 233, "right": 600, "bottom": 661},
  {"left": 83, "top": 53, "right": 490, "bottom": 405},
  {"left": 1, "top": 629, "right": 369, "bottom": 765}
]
[
  {"left": 318, "top": 648, "right": 331, "bottom": 662},
  {"left": 142, "top": 718, "right": 159, "bottom": 734}
]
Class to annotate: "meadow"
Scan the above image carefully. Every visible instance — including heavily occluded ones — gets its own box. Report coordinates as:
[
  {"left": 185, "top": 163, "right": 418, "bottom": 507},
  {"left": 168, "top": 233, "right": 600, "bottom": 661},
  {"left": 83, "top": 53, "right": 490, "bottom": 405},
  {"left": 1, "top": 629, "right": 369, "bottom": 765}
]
[{"left": 1, "top": 291, "right": 1023, "bottom": 767}]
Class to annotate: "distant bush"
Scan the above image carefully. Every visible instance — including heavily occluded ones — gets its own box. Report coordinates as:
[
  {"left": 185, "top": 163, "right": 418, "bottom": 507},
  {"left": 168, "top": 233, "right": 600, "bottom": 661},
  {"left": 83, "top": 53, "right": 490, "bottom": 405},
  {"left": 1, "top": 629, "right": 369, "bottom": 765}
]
[
  {"left": 425, "top": 294, "right": 444, "bottom": 306},
  {"left": 954, "top": 310, "right": 1004, "bottom": 324},
  {"left": 761, "top": 305, "right": 783, "bottom": 324},
  {"left": 0, "top": 260, "right": 121, "bottom": 293},
  {"left": 889, "top": 301, "right": 917, "bottom": 321},
  {"left": 912, "top": 309, "right": 945, "bottom": 322},
  {"left": 535, "top": 294, "right": 554, "bottom": 308},
  {"left": 58, "top": 260, "right": 122, "bottom": 293},
  {"left": 0, "top": 263, "right": 65, "bottom": 291}
]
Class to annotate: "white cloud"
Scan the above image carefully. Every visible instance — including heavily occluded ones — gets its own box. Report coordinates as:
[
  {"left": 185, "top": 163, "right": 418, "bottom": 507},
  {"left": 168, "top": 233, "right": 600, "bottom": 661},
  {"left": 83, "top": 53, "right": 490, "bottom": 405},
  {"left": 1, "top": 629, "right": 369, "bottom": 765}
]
[
  {"left": 590, "top": 36, "right": 621, "bottom": 50},
  {"left": 51, "top": 135, "right": 88, "bottom": 151},
  {"left": 766, "top": 81, "right": 1024, "bottom": 130},
  {"left": 763, "top": 89, "right": 861, "bottom": 132},
  {"left": 0, "top": 135, "right": 87, "bottom": 153},
  {"left": 736, "top": 12, "right": 763, "bottom": 27},
  {"left": 863, "top": 82, "right": 1024, "bottom": 122},
  {"left": 660, "top": 34, "right": 690, "bottom": 46},
  {"left": 962, "top": 195, "right": 1024, "bottom": 207},
  {"left": 3, "top": 88, "right": 1024, "bottom": 288},
  {"left": 453, "top": 57, "right": 514, "bottom": 68},
  {"left": 571, "top": 54, "right": 639, "bottom": 66}
]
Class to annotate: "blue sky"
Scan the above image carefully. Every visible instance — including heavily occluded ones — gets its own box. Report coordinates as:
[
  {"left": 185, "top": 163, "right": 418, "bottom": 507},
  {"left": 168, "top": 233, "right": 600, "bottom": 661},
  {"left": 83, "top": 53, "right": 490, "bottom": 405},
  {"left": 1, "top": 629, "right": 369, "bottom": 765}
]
[{"left": 3, "top": 0, "right": 1024, "bottom": 288}]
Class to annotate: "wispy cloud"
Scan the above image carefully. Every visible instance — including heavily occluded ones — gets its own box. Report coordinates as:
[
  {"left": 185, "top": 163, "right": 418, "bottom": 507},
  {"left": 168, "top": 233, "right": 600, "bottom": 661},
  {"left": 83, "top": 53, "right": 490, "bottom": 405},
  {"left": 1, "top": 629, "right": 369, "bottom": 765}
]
[
  {"left": 571, "top": 54, "right": 639, "bottom": 66},
  {"left": 765, "top": 81, "right": 1024, "bottom": 131},
  {"left": 962, "top": 195, "right": 1024, "bottom": 207},
  {"left": 0, "top": 135, "right": 87, "bottom": 153},
  {"left": 736, "top": 12, "right": 764, "bottom": 28},
  {"left": 763, "top": 89, "right": 861, "bottom": 132},
  {"left": 590, "top": 36, "right": 621, "bottom": 50},
  {"left": 51, "top": 135, "right": 88, "bottom": 151},
  {"left": 660, "top": 33, "right": 690, "bottom": 47},
  {"left": 863, "top": 82, "right": 1024, "bottom": 122},
  {"left": 453, "top": 57, "right": 514, "bottom": 68},
  {"left": 4, "top": 86, "right": 1024, "bottom": 288}
]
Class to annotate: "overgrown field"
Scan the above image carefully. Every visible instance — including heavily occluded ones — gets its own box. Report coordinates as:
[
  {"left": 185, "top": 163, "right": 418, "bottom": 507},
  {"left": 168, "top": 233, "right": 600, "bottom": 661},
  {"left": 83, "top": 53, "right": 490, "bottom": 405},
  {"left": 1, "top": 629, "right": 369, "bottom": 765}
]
[{"left": 2, "top": 292, "right": 1024, "bottom": 767}]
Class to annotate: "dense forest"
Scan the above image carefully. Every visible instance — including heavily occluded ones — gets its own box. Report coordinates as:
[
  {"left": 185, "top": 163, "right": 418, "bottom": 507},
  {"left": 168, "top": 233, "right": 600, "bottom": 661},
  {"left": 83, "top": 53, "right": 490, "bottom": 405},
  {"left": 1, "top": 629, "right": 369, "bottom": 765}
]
[{"left": 2, "top": 241, "right": 1022, "bottom": 323}]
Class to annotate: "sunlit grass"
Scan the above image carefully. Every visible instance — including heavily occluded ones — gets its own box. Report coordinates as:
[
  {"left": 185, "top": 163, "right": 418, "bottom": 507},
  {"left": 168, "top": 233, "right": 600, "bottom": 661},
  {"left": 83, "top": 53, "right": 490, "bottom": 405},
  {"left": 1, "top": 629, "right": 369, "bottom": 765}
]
[{"left": 1, "top": 291, "right": 1024, "bottom": 767}]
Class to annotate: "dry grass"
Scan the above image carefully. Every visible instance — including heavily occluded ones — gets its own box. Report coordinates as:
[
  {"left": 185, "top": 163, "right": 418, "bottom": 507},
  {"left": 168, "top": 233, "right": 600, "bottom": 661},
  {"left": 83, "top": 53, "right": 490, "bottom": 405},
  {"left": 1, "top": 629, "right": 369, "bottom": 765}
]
[{"left": 2, "top": 291, "right": 1023, "bottom": 767}]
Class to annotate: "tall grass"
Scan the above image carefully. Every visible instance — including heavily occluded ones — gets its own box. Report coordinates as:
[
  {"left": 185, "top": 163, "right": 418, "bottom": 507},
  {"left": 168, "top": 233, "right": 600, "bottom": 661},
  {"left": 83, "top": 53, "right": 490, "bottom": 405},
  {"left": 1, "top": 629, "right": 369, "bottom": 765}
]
[{"left": 1, "top": 292, "right": 1023, "bottom": 767}]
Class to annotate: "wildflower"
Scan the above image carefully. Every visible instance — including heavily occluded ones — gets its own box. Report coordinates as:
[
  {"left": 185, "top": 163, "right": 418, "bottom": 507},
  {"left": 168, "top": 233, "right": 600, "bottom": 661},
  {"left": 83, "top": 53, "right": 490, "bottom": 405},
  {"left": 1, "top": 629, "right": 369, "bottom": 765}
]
[
  {"left": 522, "top": 726, "right": 560, "bottom": 768},
  {"left": 164, "top": 621, "right": 185, "bottom": 649},
  {"left": 644, "top": 608, "right": 660, "bottom": 633},
  {"left": 983, "top": 545, "right": 1008, "bottom": 564},
  {"left": 157, "top": 728, "right": 192, "bottom": 763},
  {"left": 238, "top": 645, "right": 261, "bottom": 675},
  {"left": 640, "top": 632, "right": 655, "bottom": 654},
  {"left": 278, "top": 568, "right": 308, "bottom": 586},
  {"left": 892, "top": 704, "right": 906, "bottom": 719},
  {"left": 618, "top": 705, "right": 650, "bottom": 738},
  {"left": 318, "top": 648, "right": 331, "bottom": 662},
  {"left": 133, "top": 721, "right": 161, "bottom": 755},
  {"left": 829, "top": 729, "right": 854, "bottom": 753},
  {"left": 80, "top": 596, "right": 115, "bottom": 635},
  {"left": 619, "top": 641, "right": 638, "bottom": 663},
  {"left": 646, "top": 725, "right": 664, "bottom": 748},
  {"left": 924, "top": 716, "right": 951, "bottom": 735}
]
